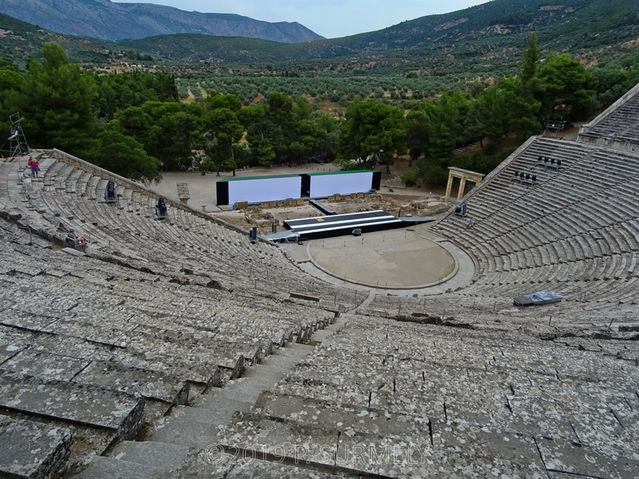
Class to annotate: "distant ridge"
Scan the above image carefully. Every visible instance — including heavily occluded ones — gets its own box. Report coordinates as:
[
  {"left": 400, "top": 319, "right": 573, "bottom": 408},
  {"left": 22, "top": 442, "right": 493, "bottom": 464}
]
[
  {"left": 0, "top": 0, "right": 323, "bottom": 43},
  {"left": 0, "top": 0, "right": 636, "bottom": 73},
  {"left": 117, "top": 0, "right": 639, "bottom": 66}
]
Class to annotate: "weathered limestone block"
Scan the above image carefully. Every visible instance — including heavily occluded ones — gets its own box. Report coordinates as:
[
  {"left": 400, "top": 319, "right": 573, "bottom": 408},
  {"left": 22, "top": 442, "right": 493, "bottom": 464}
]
[
  {"left": 431, "top": 420, "right": 544, "bottom": 469},
  {"left": 0, "top": 415, "right": 72, "bottom": 479},
  {"left": 537, "top": 437, "right": 639, "bottom": 479},
  {"left": 225, "top": 458, "right": 347, "bottom": 479},
  {"left": 109, "top": 440, "right": 194, "bottom": 472},
  {"left": 73, "top": 360, "right": 190, "bottom": 405},
  {"left": 253, "top": 391, "right": 429, "bottom": 441},
  {"left": 0, "top": 342, "right": 27, "bottom": 364},
  {"left": 0, "top": 350, "right": 90, "bottom": 382},
  {"left": 0, "top": 373, "right": 144, "bottom": 439},
  {"left": 72, "top": 456, "right": 165, "bottom": 479},
  {"left": 336, "top": 433, "right": 548, "bottom": 479},
  {"left": 220, "top": 413, "right": 337, "bottom": 468}
]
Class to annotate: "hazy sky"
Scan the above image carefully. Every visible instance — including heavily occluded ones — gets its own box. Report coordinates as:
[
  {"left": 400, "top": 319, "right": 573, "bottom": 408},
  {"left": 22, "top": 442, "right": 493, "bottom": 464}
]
[{"left": 113, "top": 1, "right": 490, "bottom": 39}]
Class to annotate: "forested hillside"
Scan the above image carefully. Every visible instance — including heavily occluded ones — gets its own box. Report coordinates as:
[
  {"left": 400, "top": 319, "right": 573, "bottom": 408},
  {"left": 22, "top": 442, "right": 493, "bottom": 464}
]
[
  {"left": 0, "top": 13, "right": 152, "bottom": 69},
  {"left": 3, "top": 38, "right": 637, "bottom": 188},
  {"left": 1, "top": 0, "right": 638, "bottom": 189},
  {"left": 1, "top": 0, "right": 637, "bottom": 72}
]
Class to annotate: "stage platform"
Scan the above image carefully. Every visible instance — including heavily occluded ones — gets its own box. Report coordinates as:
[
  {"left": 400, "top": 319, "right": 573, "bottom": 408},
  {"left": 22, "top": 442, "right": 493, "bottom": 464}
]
[{"left": 282, "top": 210, "right": 434, "bottom": 240}]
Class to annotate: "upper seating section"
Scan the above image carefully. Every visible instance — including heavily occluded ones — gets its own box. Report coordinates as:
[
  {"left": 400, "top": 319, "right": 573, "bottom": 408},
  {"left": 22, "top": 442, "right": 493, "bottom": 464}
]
[
  {"left": 434, "top": 136, "right": 639, "bottom": 306},
  {"left": 578, "top": 82, "right": 639, "bottom": 152},
  {"left": 0, "top": 149, "right": 366, "bottom": 310}
]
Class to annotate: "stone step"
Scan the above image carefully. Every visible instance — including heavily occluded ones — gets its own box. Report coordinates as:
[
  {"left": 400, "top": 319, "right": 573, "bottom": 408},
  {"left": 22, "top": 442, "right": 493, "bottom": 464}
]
[
  {"left": 537, "top": 436, "right": 639, "bottom": 479},
  {"left": 431, "top": 418, "right": 544, "bottom": 468},
  {"left": 219, "top": 412, "right": 547, "bottom": 478},
  {"left": 0, "top": 349, "right": 90, "bottom": 382},
  {"left": 72, "top": 360, "right": 190, "bottom": 405},
  {"left": 175, "top": 451, "right": 352, "bottom": 479},
  {"left": 109, "top": 440, "right": 193, "bottom": 471},
  {"left": 177, "top": 395, "right": 255, "bottom": 420},
  {"left": 220, "top": 413, "right": 338, "bottom": 469},
  {"left": 146, "top": 409, "right": 225, "bottom": 446},
  {"left": 72, "top": 456, "right": 166, "bottom": 479},
  {"left": 32, "top": 333, "right": 224, "bottom": 388},
  {"left": 252, "top": 391, "right": 429, "bottom": 441},
  {"left": 124, "top": 331, "right": 246, "bottom": 380},
  {"left": 0, "top": 415, "right": 72, "bottom": 479},
  {"left": 0, "top": 373, "right": 144, "bottom": 437},
  {"left": 146, "top": 341, "right": 318, "bottom": 446}
]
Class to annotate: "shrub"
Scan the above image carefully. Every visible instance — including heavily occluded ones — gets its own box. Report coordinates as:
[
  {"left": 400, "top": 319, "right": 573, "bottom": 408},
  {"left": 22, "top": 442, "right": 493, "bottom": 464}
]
[
  {"left": 417, "top": 159, "right": 448, "bottom": 186},
  {"left": 401, "top": 170, "right": 418, "bottom": 186}
]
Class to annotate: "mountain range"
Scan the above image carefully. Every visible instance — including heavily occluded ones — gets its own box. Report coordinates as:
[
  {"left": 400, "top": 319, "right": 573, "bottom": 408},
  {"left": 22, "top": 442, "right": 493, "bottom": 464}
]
[
  {"left": 118, "top": 0, "right": 639, "bottom": 69},
  {"left": 0, "top": 0, "right": 323, "bottom": 43},
  {"left": 0, "top": 0, "right": 637, "bottom": 73}
]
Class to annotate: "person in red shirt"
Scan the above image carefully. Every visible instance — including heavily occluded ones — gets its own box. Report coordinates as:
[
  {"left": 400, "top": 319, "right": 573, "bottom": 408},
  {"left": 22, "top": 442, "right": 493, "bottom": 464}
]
[{"left": 27, "top": 157, "right": 40, "bottom": 178}]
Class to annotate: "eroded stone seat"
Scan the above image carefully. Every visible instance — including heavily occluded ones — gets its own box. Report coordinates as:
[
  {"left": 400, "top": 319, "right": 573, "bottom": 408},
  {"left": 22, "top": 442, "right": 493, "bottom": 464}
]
[
  {"left": 0, "top": 373, "right": 144, "bottom": 438},
  {"left": 0, "top": 415, "right": 72, "bottom": 479}
]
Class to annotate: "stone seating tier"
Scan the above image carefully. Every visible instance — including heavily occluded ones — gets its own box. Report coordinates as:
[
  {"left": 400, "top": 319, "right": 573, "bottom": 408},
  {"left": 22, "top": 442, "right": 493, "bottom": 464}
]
[
  {"left": 434, "top": 137, "right": 639, "bottom": 305},
  {"left": 0, "top": 215, "right": 341, "bottom": 474},
  {"left": 8, "top": 155, "right": 364, "bottom": 308},
  {"left": 579, "top": 82, "right": 639, "bottom": 145},
  {"left": 214, "top": 313, "right": 638, "bottom": 478}
]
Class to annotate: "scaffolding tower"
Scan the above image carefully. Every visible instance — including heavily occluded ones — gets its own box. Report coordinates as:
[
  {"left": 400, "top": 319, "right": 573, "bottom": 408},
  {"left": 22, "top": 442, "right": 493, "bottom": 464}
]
[{"left": 6, "top": 113, "right": 29, "bottom": 159}]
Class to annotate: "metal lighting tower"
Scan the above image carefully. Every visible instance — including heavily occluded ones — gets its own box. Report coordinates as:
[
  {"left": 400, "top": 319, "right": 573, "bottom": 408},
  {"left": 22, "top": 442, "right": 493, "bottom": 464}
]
[{"left": 7, "top": 112, "right": 29, "bottom": 159}]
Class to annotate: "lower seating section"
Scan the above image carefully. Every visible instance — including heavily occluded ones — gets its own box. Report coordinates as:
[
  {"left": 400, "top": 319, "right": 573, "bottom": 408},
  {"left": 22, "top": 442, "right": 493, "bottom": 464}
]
[
  {"left": 215, "top": 314, "right": 639, "bottom": 478},
  {"left": 0, "top": 217, "right": 336, "bottom": 475},
  {"left": 363, "top": 291, "right": 639, "bottom": 360},
  {"left": 434, "top": 136, "right": 639, "bottom": 307}
]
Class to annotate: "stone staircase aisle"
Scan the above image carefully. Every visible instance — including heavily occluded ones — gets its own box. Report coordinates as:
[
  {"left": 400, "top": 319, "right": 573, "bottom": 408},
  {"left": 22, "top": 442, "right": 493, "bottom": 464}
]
[{"left": 73, "top": 318, "right": 346, "bottom": 479}]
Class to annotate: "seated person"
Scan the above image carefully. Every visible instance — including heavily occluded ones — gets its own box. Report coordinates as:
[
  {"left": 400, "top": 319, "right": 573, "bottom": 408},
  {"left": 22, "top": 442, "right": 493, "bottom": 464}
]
[
  {"left": 156, "top": 197, "right": 167, "bottom": 216},
  {"left": 105, "top": 180, "right": 116, "bottom": 201},
  {"left": 466, "top": 219, "right": 475, "bottom": 229},
  {"left": 67, "top": 229, "right": 87, "bottom": 247}
]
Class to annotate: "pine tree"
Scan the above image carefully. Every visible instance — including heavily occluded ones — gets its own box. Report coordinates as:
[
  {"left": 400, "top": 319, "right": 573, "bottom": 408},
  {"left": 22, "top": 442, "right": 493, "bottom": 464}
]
[
  {"left": 21, "top": 43, "right": 98, "bottom": 155},
  {"left": 522, "top": 32, "right": 539, "bottom": 84}
]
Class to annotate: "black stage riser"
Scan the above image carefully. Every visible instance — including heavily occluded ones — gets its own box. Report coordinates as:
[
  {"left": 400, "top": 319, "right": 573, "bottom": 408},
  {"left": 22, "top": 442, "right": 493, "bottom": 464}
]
[{"left": 297, "top": 220, "right": 407, "bottom": 240}]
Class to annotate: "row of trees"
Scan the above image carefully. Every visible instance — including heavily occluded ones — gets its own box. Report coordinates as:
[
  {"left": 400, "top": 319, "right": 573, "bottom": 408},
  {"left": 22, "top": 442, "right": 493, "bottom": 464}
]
[
  {"left": 0, "top": 44, "right": 177, "bottom": 180},
  {"left": 0, "top": 36, "right": 624, "bottom": 186},
  {"left": 338, "top": 34, "right": 598, "bottom": 184},
  {"left": 111, "top": 90, "right": 342, "bottom": 175},
  {"left": 0, "top": 43, "right": 344, "bottom": 180}
]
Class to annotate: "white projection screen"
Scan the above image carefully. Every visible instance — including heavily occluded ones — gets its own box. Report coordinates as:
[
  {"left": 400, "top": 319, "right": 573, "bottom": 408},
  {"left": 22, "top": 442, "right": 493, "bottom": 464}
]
[
  {"left": 227, "top": 176, "right": 301, "bottom": 204},
  {"left": 309, "top": 172, "right": 373, "bottom": 198}
]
